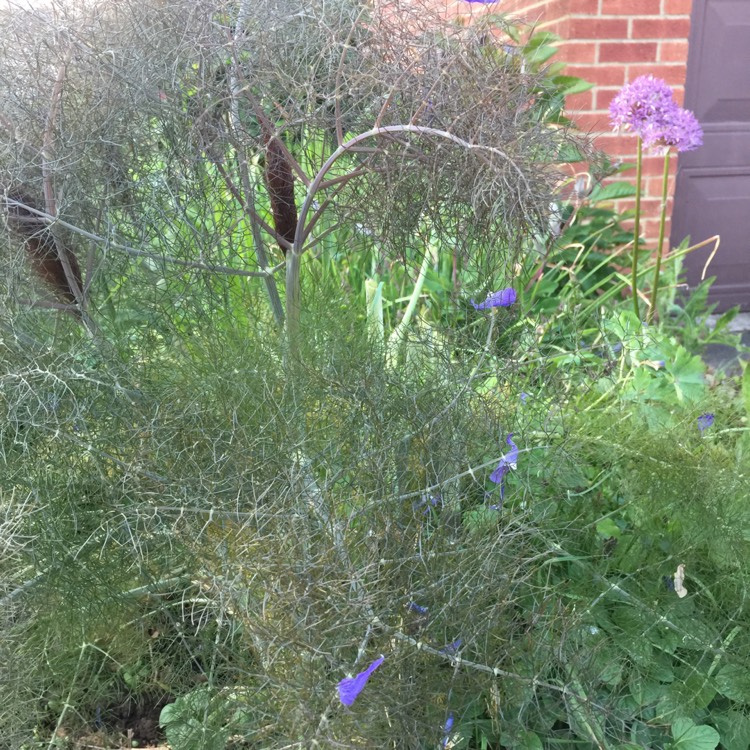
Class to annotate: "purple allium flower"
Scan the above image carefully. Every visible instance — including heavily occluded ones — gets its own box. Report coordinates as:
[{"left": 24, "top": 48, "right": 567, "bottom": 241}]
[
  {"left": 490, "top": 434, "right": 518, "bottom": 498},
  {"left": 653, "top": 106, "right": 703, "bottom": 153},
  {"left": 471, "top": 287, "right": 516, "bottom": 310},
  {"left": 697, "top": 413, "right": 714, "bottom": 434},
  {"left": 609, "top": 75, "right": 676, "bottom": 136},
  {"left": 609, "top": 75, "right": 703, "bottom": 153},
  {"left": 337, "top": 656, "right": 384, "bottom": 707}
]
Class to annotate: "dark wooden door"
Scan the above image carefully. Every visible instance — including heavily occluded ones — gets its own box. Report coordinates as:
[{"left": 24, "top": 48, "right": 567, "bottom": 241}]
[{"left": 671, "top": 0, "right": 750, "bottom": 311}]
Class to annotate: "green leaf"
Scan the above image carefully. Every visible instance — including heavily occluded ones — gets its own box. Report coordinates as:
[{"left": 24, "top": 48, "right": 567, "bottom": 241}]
[
  {"left": 551, "top": 75, "right": 594, "bottom": 95},
  {"left": 670, "top": 718, "right": 720, "bottom": 750},
  {"left": 666, "top": 345, "right": 706, "bottom": 402},
  {"left": 714, "top": 663, "right": 750, "bottom": 704},
  {"left": 711, "top": 712, "right": 750, "bottom": 750},
  {"left": 517, "top": 731, "right": 543, "bottom": 750},
  {"left": 596, "top": 518, "right": 621, "bottom": 539},
  {"left": 588, "top": 181, "right": 638, "bottom": 202}
]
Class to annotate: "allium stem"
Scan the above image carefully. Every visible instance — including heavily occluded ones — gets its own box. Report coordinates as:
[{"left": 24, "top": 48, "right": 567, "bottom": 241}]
[
  {"left": 631, "top": 137, "right": 643, "bottom": 318},
  {"left": 647, "top": 150, "right": 671, "bottom": 324}
]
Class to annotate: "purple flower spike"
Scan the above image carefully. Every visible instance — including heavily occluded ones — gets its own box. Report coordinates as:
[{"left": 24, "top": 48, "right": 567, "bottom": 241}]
[
  {"left": 337, "top": 656, "right": 384, "bottom": 707},
  {"left": 408, "top": 602, "right": 428, "bottom": 615},
  {"left": 471, "top": 288, "right": 516, "bottom": 310},
  {"left": 697, "top": 413, "right": 714, "bottom": 434},
  {"left": 490, "top": 434, "right": 518, "bottom": 498}
]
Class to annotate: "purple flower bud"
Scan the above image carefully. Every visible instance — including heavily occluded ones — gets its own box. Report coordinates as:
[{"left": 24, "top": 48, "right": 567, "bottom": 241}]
[
  {"left": 697, "top": 413, "right": 714, "bottom": 434},
  {"left": 471, "top": 288, "right": 516, "bottom": 310},
  {"left": 337, "top": 656, "right": 384, "bottom": 707}
]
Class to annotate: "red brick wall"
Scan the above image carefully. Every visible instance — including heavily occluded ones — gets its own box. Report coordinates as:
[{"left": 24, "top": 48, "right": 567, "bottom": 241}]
[{"left": 438, "top": 0, "right": 694, "bottom": 241}]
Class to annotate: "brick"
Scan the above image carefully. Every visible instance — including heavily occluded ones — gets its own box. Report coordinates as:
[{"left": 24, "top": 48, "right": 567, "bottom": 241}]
[
  {"left": 600, "top": 42, "right": 658, "bottom": 64},
  {"left": 568, "top": 18, "right": 628, "bottom": 39},
  {"left": 593, "top": 131, "right": 640, "bottom": 150},
  {"left": 600, "top": 0, "right": 660, "bottom": 14},
  {"left": 569, "top": 0, "right": 600, "bottom": 12},
  {"left": 659, "top": 40, "right": 688, "bottom": 63},
  {"left": 628, "top": 64, "right": 686, "bottom": 85},
  {"left": 566, "top": 89, "right": 595, "bottom": 111},
  {"left": 572, "top": 112, "right": 610, "bottom": 132},
  {"left": 664, "top": 0, "right": 692, "bottom": 14},
  {"left": 639, "top": 158, "right": 673, "bottom": 177},
  {"left": 565, "top": 64, "right": 626, "bottom": 87},
  {"left": 594, "top": 87, "right": 622, "bottom": 110},
  {"left": 632, "top": 18, "right": 691, "bottom": 39},
  {"left": 557, "top": 41, "right": 598, "bottom": 64}
]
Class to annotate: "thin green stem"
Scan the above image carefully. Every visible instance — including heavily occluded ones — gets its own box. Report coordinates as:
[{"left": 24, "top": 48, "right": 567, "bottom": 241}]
[
  {"left": 631, "top": 137, "right": 643, "bottom": 318},
  {"left": 647, "top": 150, "right": 671, "bottom": 324}
]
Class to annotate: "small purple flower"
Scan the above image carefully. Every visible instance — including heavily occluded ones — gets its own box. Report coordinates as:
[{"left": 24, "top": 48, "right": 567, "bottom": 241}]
[
  {"left": 442, "top": 713, "right": 455, "bottom": 748},
  {"left": 490, "top": 434, "right": 518, "bottom": 498},
  {"left": 439, "top": 639, "right": 463, "bottom": 656},
  {"left": 471, "top": 287, "right": 516, "bottom": 310},
  {"left": 408, "top": 602, "right": 428, "bottom": 615},
  {"left": 520, "top": 392, "right": 529, "bottom": 404},
  {"left": 697, "top": 413, "right": 714, "bottom": 434},
  {"left": 337, "top": 656, "right": 384, "bottom": 707},
  {"left": 414, "top": 493, "right": 443, "bottom": 515}
]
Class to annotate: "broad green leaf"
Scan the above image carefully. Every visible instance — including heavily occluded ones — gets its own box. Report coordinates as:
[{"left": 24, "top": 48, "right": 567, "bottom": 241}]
[
  {"left": 589, "top": 181, "right": 638, "bottom": 202},
  {"left": 517, "top": 731, "right": 543, "bottom": 750},
  {"left": 714, "top": 663, "right": 750, "bottom": 704},
  {"left": 670, "top": 718, "right": 720, "bottom": 750},
  {"left": 552, "top": 75, "right": 594, "bottom": 95},
  {"left": 711, "top": 712, "right": 750, "bottom": 750}
]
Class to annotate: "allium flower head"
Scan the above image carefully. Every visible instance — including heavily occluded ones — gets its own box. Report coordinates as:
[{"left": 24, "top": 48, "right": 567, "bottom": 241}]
[
  {"left": 697, "top": 412, "right": 714, "bottom": 434},
  {"left": 337, "top": 656, "right": 384, "bottom": 706},
  {"left": 653, "top": 106, "right": 703, "bottom": 153},
  {"left": 471, "top": 287, "right": 516, "bottom": 310},
  {"left": 609, "top": 75, "right": 703, "bottom": 153},
  {"left": 609, "top": 76, "right": 676, "bottom": 134}
]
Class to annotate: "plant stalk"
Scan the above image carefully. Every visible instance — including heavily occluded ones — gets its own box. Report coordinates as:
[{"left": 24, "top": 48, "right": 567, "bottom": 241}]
[
  {"left": 647, "top": 150, "right": 671, "bottom": 324},
  {"left": 631, "top": 136, "right": 643, "bottom": 318}
]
